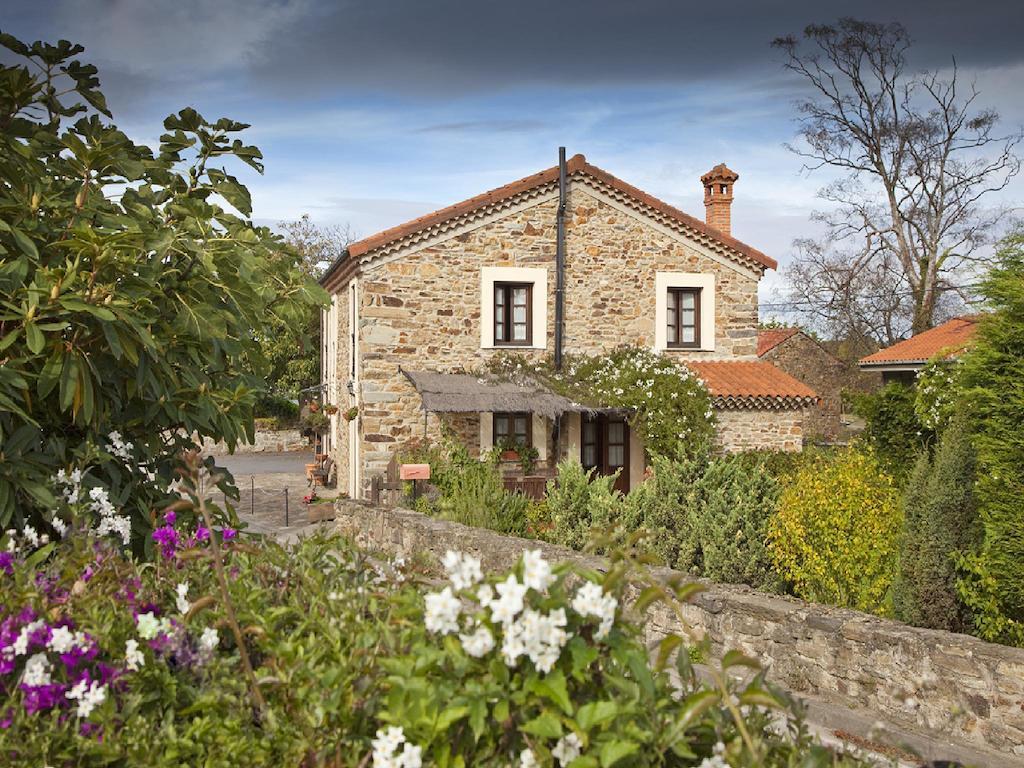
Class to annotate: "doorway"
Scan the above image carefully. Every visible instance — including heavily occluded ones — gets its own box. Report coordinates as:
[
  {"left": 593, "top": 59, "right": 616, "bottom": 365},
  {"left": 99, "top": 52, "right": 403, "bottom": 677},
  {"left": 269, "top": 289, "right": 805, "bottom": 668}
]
[{"left": 581, "top": 414, "right": 630, "bottom": 494}]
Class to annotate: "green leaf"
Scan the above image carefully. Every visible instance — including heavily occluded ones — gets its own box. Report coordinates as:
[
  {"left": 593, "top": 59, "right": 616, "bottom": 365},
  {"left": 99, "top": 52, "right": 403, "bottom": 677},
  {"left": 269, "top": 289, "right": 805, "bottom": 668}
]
[
  {"left": 675, "top": 690, "right": 719, "bottom": 731},
  {"left": 721, "top": 650, "right": 760, "bottom": 672},
  {"left": 11, "top": 228, "right": 38, "bottom": 260},
  {"left": 599, "top": 740, "right": 638, "bottom": 767},
  {"left": 24, "top": 542, "right": 55, "bottom": 569},
  {"left": 576, "top": 701, "right": 618, "bottom": 731},
  {"left": 654, "top": 635, "right": 683, "bottom": 671},
  {"left": 435, "top": 705, "right": 468, "bottom": 731},
  {"left": 521, "top": 711, "right": 563, "bottom": 739},
  {"left": 532, "top": 669, "right": 573, "bottom": 715},
  {"left": 25, "top": 322, "right": 44, "bottom": 354}
]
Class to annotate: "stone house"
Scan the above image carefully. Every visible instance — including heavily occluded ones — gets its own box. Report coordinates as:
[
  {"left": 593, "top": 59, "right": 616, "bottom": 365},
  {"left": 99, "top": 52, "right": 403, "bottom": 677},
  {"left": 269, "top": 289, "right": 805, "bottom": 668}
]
[
  {"left": 320, "top": 152, "right": 816, "bottom": 498},
  {"left": 757, "top": 328, "right": 845, "bottom": 440}
]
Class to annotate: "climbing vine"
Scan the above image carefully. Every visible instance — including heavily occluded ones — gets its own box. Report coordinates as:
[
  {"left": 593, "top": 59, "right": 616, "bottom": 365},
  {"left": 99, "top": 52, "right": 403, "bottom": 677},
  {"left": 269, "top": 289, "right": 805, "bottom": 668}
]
[{"left": 488, "top": 347, "right": 715, "bottom": 460}]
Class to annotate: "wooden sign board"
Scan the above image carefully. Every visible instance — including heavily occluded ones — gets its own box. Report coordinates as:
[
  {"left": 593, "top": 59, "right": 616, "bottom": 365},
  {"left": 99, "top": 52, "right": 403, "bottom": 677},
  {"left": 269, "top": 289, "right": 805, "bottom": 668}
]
[{"left": 399, "top": 463, "right": 431, "bottom": 480}]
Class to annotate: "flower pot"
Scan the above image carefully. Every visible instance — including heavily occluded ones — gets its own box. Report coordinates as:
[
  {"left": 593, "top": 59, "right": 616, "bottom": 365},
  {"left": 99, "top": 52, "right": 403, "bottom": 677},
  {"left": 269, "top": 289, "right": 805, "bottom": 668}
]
[
  {"left": 307, "top": 502, "right": 334, "bottom": 524},
  {"left": 500, "top": 450, "right": 520, "bottom": 461}
]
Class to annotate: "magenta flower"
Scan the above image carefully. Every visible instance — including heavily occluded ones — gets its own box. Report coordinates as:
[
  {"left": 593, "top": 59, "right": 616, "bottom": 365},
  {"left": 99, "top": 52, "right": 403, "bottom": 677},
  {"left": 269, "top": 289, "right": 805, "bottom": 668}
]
[
  {"left": 163, "top": 509, "right": 176, "bottom": 525},
  {"left": 222, "top": 528, "right": 237, "bottom": 541},
  {"left": 152, "top": 525, "right": 179, "bottom": 559},
  {"left": 0, "top": 551, "right": 13, "bottom": 576},
  {"left": 194, "top": 527, "right": 210, "bottom": 543}
]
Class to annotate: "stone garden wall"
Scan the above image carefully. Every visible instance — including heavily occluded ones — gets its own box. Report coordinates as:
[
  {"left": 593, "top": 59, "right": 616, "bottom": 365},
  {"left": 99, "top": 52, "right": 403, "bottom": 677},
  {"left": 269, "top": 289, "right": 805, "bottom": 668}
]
[
  {"left": 335, "top": 501, "right": 1024, "bottom": 761},
  {"left": 200, "top": 428, "right": 307, "bottom": 455},
  {"left": 714, "top": 408, "right": 804, "bottom": 453}
]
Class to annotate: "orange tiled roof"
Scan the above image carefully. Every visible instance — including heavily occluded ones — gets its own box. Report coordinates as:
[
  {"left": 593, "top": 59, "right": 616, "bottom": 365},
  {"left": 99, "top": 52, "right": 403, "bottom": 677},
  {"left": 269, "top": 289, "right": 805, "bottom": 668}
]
[
  {"left": 756, "top": 328, "right": 801, "bottom": 357},
  {"left": 859, "top": 316, "right": 980, "bottom": 367},
  {"left": 685, "top": 360, "right": 818, "bottom": 409},
  {"left": 321, "top": 153, "right": 776, "bottom": 289}
]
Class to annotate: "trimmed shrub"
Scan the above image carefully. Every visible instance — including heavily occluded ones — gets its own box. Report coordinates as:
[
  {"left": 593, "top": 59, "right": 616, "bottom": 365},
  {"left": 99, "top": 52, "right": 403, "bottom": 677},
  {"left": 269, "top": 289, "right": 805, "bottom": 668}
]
[
  {"left": 254, "top": 393, "right": 300, "bottom": 425},
  {"left": 955, "top": 231, "right": 1024, "bottom": 645},
  {"left": 892, "top": 416, "right": 978, "bottom": 631},
  {"left": 768, "top": 449, "right": 902, "bottom": 614},
  {"left": 546, "top": 458, "right": 623, "bottom": 551},
  {"left": 850, "top": 383, "right": 932, "bottom": 481},
  {"left": 621, "top": 454, "right": 781, "bottom": 589}
]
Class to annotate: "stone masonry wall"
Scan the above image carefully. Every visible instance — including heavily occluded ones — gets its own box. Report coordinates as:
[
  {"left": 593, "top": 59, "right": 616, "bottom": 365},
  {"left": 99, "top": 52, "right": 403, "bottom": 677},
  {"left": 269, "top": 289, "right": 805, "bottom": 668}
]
[
  {"left": 336, "top": 502, "right": 1024, "bottom": 762},
  {"left": 760, "top": 333, "right": 844, "bottom": 440},
  {"left": 346, "top": 184, "right": 764, "bottom": 488},
  {"left": 200, "top": 428, "right": 307, "bottom": 455},
  {"left": 714, "top": 408, "right": 803, "bottom": 453}
]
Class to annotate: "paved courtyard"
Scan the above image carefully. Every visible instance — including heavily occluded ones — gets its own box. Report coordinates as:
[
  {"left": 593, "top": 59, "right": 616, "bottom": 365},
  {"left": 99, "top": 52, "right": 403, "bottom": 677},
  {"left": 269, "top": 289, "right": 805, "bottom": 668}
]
[{"left": 206, "top": 451, "right": 341, "bottom": 538}]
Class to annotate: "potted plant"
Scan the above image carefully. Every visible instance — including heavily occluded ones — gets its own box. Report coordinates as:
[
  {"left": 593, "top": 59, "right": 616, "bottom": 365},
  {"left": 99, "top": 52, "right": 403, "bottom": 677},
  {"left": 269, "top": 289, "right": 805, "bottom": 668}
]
[
  {"left": 323, "top": 404, "right": 339, "bottom": 415},
  {"left": 307, "top": 401, "right": 320, "bottom": 413},
  {"left": 343, "top": 406, "right": 359, "bottom": 421},
  {"left": 300, "top": 410, "right": 330, "bottom": 436},
  {"left": 518, "top": 444, "right": 540, "bottom": 475},
  {"left": 496, "top": 435, "right": 521, "bottom": 462},
  {"left": 302, "top": 490, "right": 335, "bottom": 524}
]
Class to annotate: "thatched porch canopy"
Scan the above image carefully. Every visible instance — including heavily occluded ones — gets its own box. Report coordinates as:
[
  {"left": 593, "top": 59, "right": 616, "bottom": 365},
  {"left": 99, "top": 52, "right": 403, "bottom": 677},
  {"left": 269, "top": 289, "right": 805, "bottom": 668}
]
[{"left": 401, "top": 369, "right": 590, "bottom": 420}]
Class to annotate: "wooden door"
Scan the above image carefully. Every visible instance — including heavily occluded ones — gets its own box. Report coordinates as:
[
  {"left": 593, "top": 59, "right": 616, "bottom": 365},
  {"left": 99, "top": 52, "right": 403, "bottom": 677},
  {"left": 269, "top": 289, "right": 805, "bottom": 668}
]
[{"left": 581, "top": 415, "right": 630, "bottom": 494}]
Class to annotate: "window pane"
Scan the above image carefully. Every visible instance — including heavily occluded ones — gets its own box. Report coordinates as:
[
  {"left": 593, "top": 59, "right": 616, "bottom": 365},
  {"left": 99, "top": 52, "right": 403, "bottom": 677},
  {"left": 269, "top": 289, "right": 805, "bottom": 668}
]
[
  {"left": 682, "top": 309, "right": 695, "bottom": 326},
  {"left": 667, "top": 320, "right": 677, "bottom": 344},
  {"left": 513, "top": 287, "right": 528, "bottom": 305},
  {"left": 513, "top": 305, "right": 527, "bottom": 323},
  {"left": 495, "top": 288, "right": 505, "bottom": 307},
  {"left": 582, "top": 445, "right": 597, "bottom": 467},
  {"left": 608, "top": 421, "right": 624, "bottom": 443},
  {"left": 608, "top": 445, "right": 624, "bottom": 467},
  {"left": 681, "top": 292, "right": 695, "bottom": 310},
  {"left": 495, "top": 320, "right": 505, "bottom": 340},
  {"left": 514, "top": 416, "right": 527, "bottom": 435},
  {"left": 495, "top": 415, "right": 509, "bottom": 437},
  {"left": 682, "top": 326, "right": 695, "bottom": 343},
  {"left": 583, "top": 421, "right": 596, "bottom": 442},
  {"left": 513, "top": 323, "right": 527, "bottom": 341}
]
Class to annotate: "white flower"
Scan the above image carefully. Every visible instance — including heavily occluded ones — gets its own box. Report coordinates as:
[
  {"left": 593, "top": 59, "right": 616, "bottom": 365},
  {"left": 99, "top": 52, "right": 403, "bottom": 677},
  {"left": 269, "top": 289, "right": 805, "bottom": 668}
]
[
  {"left": 372, "top": 726, "right": 419, "bottom": 768},
  {"left": 459, "top": 625, "right": 495, "bottom": 658},
  {"left": 135, "top": 611, "right": 171, "bottom": 640},
  {"left": 22, "top": 653, "right": 52, "bottom": 686},
  {"left": 476, "top": 583, "right": 494, "bottom": 607},
  {"left": 51, "top": 517, "right": 67, "bottom": 537},
  {"left": 66, "top": 679, "right": 106, "bottom": 718},
  {"left": 47, "top": 625, "right": 76, "bottom": 654},
  {"left": 424, "top": 586, "right": 461, "bottom": 635},
  {"left": 10, "top": 620, "right": 43, "bottom": 657},
  {"left": 571, "top": 581, "right": 618, "bottom": 640},
  {"left": 23, "top": 525, "right": 39, "bottom": 548},
  {"left": 199, "top": 627, "right": 219, "bottom": 652},
  {"left": 521, "top": 550, "right": 553, "bottom": 592},
  {"left": 490, "top": 575, "right": 527, "bottom": 626},
  {"left": 501, "top": 608, "right": 569, "bottom": 671},
  {"left": 552, "top": 732, "right": 582, "bottom": 766},
  {"left": 125, "top": 638, "right": 145, "bottom": 671},
  {"left": 176, "top": 582, "right": 191, "bottom": 614},
  {"left": 520, "top": 748, "right": 539, "bottom": 768},
  {"left": 442, "top": 550, "right": 483, "bottom": 591}
]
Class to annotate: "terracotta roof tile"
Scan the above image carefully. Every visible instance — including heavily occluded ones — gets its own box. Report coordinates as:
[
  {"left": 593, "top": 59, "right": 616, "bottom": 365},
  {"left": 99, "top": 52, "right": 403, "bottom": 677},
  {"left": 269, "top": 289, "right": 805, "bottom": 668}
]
[
  {"left": 321, "top": 153, "right": 776, "bottom": 289},
  {"left": 859, "top": 316, "right": 980, "bottom": 366},
  {"left": 685, "top": 360, "right": 817, "bottom": 409},
  {"left": 756, "top": 328, "right": 801, "bottom": 357}
]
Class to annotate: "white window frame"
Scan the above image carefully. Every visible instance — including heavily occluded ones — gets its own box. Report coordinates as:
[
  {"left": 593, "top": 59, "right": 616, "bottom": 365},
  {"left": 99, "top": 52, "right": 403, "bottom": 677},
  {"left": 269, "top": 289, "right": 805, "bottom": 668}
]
[
  {"left": 654, "top": 272, "right": 715, "bottom": 352},
  {"left": 480, "top": 266, "right": 548, "bottom": 350}
]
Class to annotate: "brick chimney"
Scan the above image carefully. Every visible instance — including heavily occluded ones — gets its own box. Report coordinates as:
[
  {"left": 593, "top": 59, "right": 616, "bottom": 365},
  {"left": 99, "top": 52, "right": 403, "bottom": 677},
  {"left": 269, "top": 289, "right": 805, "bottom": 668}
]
[{"left": 701, "top": 163, "right": 739, "bottom": 236}]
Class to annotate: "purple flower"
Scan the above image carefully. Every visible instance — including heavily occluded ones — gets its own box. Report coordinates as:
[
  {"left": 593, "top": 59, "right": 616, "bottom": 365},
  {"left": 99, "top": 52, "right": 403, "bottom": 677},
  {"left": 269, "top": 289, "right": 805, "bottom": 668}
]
[
  {"left": 0, "top": 708, "right": 12, "bottom": 729},
  {"left": 152, "top": 525, "right": 179, "bottom": 559},
  {"left": 79, "top": 721, "right": 104, "bottom": 740},
  {"left": 20, "top": 682, "right": 66, "bottom": 714},
  {"left": 0, "top": 552, "right": 13, "bottom": 576},
  {"left": 163, "top": 509, "right": 176, "bottom": 525},
  {"left": 222, "top": 528, "right": 237, "bottom": 541},
  {"left": 194, "top": 527, "right": 210, "bottom": 543}
]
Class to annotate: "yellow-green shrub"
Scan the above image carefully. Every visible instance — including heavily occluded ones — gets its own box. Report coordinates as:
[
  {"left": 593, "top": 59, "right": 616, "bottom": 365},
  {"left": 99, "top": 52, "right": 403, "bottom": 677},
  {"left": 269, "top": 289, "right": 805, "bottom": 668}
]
[{"left": 768, "top": 449, "right": 902, "bottom": 615}]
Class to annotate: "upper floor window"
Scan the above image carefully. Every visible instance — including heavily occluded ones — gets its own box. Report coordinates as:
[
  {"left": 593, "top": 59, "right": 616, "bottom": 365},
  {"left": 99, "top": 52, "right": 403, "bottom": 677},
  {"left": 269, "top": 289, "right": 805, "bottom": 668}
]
[
  {"left": 666, "top": 288, "right": 701, "bottom": 348},
  {"left": 494, "top": 282, "right": 532, "bottom": 346}
]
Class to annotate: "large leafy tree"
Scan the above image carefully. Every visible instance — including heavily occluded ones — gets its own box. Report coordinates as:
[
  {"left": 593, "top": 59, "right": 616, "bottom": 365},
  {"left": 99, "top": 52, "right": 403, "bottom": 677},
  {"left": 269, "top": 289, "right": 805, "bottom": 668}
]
[
  {"left": 955, "top": 230, "right": 1024, "bottom": 645},
  {"left": 0, "top": 35, "right": 325, "bottom": 538},
  {"left": 775, "top": 19, "right": 1020, "bottom": 341}
]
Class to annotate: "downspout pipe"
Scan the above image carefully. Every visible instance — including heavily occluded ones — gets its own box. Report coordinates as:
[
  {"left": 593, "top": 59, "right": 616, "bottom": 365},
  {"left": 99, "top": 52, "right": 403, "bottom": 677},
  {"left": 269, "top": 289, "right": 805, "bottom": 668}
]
[{"left": 554, "top": 146, "right": 566, "bottom": 371}]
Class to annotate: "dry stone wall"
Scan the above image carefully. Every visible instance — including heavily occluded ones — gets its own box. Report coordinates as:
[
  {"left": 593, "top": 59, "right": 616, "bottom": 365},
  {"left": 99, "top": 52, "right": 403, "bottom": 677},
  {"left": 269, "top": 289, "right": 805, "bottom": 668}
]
[
  {"left": 200, "top": 428, "right": 307, "bottom": 455},
  {"left": 336, "top": 501, "right": 1024, "bottom": 761},
  {"left": 714, "top": 408, "right": 804, "bottom": 453}
]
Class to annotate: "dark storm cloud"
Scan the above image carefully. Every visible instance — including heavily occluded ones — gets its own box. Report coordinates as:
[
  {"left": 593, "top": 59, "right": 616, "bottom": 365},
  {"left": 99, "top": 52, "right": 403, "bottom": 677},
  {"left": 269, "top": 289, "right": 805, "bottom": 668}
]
[
  {"left": 244, "top": 0, "right": 1024, "bottom": 96},
  {"left": 7, "top": 0, "right": 1024, "bottom": 103}
]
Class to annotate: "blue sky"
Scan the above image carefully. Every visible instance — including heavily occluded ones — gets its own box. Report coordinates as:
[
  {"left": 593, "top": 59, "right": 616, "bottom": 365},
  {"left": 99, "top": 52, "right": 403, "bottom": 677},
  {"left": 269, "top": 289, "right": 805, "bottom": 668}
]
[{"left": 5, "top": 0, "right": 1024, "bottom": 308}]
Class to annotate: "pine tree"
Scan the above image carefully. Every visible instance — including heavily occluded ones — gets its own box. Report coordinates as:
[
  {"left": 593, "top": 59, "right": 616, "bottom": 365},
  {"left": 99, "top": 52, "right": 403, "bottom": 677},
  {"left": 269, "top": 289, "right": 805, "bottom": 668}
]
[{"left": 893, "top": 416, "right": 978, "bottom": 631}]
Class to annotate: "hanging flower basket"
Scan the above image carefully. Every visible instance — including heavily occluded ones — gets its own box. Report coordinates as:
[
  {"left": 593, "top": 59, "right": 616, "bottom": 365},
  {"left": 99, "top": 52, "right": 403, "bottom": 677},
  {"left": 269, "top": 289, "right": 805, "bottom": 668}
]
[
  {"left": 343, "top": 406, "right": 359, "bottom": 421},
  {"left": 323, "top": 404, "right": 339, "bottom": 415},
  {"left": 307, "top": 402, "right": 320, "bottom": 413}
]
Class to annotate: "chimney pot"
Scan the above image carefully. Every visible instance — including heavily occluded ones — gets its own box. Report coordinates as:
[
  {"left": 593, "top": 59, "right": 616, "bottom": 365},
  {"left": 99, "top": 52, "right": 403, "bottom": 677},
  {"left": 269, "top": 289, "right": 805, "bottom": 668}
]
[{"left": 700, "top": 163, "right": 739, "bottom": 236}]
